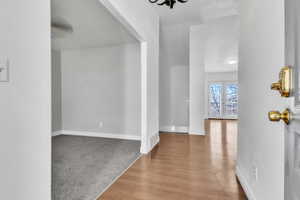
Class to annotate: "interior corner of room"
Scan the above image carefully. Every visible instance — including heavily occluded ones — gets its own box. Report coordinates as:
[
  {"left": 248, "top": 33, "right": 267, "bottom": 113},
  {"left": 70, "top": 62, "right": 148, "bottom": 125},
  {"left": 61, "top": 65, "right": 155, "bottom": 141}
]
[{"left": 159, "top": 15, "right": 239, "bottom": 135}]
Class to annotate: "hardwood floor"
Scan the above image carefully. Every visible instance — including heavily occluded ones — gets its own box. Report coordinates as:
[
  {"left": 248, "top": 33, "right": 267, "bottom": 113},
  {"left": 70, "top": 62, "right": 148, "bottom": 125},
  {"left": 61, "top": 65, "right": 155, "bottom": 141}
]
[{"left": 98, "top": 120, "right": 246, "bottom": 200}]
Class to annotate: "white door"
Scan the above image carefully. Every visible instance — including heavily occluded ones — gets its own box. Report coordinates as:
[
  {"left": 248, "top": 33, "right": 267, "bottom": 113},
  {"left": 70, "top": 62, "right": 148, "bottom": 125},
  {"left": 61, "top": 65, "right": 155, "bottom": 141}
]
[
  {"left": 285, "top": 0, "right": 300, "bottom": 199},
  {"left": 208, "top": 82, "right": 238, "bottom": 119}
]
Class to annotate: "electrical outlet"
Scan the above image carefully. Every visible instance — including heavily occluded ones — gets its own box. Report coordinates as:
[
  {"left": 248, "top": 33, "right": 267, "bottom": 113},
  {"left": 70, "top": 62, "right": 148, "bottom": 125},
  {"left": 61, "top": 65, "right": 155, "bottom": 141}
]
[{"left": 98, "top": 121, "right": 104, "bottom": 128}]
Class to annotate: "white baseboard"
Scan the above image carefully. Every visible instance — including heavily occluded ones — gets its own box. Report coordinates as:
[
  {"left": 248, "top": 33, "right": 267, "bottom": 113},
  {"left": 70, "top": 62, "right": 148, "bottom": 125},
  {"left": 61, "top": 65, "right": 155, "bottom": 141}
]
[
  {"left": 150, "top": 132, "right": 160, "bottom": 150},
  {"left": 52, "top": 131, "right": 63, "bottom": 137},
  {"left": 159, "top": 126, "right": 189, "bottom": 133},
  {"left": 236, "top": 166, "right": 256, "bottom": 200},
  {"left": 189, "top": 131, "right": 205, "bottom": 136},
  {"left": 140, "top": 132, "right": 160, "bottom": 154},
  {"left": 52, "top": 130, "right": 141, "bottom": 141}
]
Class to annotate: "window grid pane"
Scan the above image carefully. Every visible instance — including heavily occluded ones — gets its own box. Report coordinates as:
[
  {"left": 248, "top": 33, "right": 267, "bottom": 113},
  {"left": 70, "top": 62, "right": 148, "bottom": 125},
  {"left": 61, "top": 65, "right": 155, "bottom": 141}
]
[
  {"left": 224, "top": 84, "right": 238, "bottom": 116},
  {"left": 209, "top": 84, "right": 222, "bottom": 117}
]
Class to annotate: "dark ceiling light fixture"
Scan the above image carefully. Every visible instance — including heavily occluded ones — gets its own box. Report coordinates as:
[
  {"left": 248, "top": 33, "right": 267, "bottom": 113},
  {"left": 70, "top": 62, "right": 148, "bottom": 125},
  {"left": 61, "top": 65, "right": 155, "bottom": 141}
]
[
  {"left": 149, "top": 0, "right": 188, "bottom": 9},
  {"left": 51, "top": 17, "right": 74, "bottom": 38}
]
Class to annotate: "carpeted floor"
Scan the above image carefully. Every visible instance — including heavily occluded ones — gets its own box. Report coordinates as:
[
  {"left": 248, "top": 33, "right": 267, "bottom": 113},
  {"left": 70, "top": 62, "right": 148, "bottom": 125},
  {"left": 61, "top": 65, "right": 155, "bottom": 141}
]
[{"left": 52, "top": 135, "right": 141, "bottom": 200}]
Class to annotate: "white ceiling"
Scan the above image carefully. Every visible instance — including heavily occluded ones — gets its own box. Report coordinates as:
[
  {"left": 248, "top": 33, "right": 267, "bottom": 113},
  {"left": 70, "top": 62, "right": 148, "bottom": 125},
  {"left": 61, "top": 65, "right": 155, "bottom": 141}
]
[
  {"left": 51, "top": 0, "right": 138, "bottom": 50},
  {"left": 151, "top": 0, "right": 238, "bottom": 26},
  {"left": 156, "top": 0, "right": 239, "bottom": 72}
]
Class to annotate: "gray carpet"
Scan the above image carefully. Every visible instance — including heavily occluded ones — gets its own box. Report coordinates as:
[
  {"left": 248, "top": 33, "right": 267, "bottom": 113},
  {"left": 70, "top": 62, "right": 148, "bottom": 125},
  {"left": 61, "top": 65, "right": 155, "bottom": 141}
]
[{"left": 52, "top": 135, "right": 141, "bottom": 200}]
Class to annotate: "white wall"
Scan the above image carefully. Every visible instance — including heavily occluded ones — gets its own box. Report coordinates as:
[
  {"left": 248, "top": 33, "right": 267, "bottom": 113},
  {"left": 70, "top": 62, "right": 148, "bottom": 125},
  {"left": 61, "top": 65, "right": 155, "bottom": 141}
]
[
  {"left": 237, "top": 0, "right": 286, "bottom": 199},
  {"left": 189, "top": 26, "right": 207, "bottom": 135},
  {"left": 159, "top": 24, "right": 190, "bottom": 131},
  {"left": 204, "top": 16, "right": 239, "bottom": 72},
  {"left": 204, "top": 71, "right": 238, "bottom": 118},
  {"left": 52, "top": 50, "right": 62, "bottom": 132},
  {"left": 60, "top": 44, "right": 141, "bottom": 137},
  {"left": 160, "top": 17, "right": 239, "bottom": 133},
  {"left": 0, "top": 0, "right": 157, "bottom": 198},
  {"left": 99, "top": 0, "right": 159, "bottom": 153},
  {"left": 0, "top": 0, "right": 51, "bottom": 199},
  {"left": 205, "top": 71, "right": 238, "bottom": 82}
]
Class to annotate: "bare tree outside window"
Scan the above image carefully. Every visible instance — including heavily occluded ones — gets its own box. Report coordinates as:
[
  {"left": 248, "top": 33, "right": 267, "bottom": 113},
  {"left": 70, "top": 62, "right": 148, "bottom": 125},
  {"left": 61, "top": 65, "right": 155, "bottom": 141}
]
[
  {"left": 209, "top": 84, "right": 222, "bottom": 117},
  {"left": 209, "top": 83, "right": 238, "bottom": 118},
  {"left": 225, "top": 84, "right": 238, "bottom": 116}
]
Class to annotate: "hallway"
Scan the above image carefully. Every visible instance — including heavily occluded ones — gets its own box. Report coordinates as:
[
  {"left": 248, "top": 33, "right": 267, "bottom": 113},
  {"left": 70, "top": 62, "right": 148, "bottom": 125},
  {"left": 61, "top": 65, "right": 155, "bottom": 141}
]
[{"left": 99, "top": 120, "right": 246, "bottom": 200}]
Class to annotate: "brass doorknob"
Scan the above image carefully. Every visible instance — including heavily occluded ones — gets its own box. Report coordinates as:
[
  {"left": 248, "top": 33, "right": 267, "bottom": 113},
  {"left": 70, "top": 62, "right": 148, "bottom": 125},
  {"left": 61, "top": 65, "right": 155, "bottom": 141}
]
[
  {"left": 270, "top": 66, "right": 292, "bottom": 97},
  {"left": 268, "top": 108, "right": 291, "bottom": 125},
  {"left": 271, "top": 82, "right": 281, "bottom": 91}
]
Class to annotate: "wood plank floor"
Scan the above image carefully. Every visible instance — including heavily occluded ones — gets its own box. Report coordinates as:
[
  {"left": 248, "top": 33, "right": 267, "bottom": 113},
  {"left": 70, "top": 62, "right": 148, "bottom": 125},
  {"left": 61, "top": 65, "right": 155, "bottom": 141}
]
[{"left": 98, "top": 120, "right": 246, "bottom": 200}]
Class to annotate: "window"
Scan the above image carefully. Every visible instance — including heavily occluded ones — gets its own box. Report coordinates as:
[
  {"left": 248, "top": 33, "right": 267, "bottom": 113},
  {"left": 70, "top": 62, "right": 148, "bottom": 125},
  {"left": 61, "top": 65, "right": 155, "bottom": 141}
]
[{"left": 208, "top": 82, "right": 238, "bottom": 119}]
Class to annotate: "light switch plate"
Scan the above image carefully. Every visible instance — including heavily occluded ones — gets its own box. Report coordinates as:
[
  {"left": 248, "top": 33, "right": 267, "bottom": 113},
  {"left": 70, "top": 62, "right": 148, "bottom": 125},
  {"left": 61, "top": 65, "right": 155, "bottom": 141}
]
[{"left": 0, "top": 59, "right": 9, "bottom": 82}]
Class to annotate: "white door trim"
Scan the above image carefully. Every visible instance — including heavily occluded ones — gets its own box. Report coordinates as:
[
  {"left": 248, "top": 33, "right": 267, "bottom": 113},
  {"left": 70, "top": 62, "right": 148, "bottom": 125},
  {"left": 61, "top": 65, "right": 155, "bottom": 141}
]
[
  {"left": 52, "top": 130, "right": 141, "bottom": 141},
  {"left": 97, "top": 0, "right": 149, "bottom": 154}
]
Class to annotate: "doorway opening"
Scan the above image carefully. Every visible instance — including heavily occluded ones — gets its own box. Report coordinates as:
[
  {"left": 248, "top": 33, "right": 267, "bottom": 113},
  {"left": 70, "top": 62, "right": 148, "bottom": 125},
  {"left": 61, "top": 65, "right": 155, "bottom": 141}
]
[{"left": 50, "top": 0, "right": 146, "bottom": 199}]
